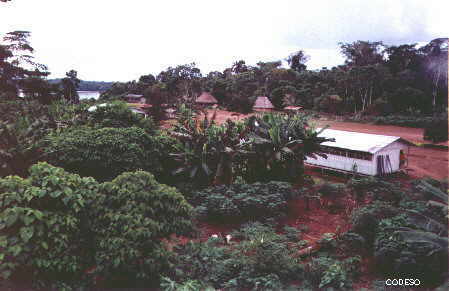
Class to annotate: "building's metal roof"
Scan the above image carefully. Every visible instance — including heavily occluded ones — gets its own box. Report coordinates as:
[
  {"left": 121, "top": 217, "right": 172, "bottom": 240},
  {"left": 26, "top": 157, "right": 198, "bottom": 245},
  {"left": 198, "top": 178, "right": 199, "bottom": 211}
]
[{"left": 317, "top": 128, "right": 411, "bottom": 154}]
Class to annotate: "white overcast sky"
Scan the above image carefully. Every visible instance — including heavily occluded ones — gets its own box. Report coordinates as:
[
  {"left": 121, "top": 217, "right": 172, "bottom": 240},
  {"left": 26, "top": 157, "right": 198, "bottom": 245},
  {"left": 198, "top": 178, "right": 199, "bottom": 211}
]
[{"left": 1, "top": 0, "right": 448, "bottom": 81}]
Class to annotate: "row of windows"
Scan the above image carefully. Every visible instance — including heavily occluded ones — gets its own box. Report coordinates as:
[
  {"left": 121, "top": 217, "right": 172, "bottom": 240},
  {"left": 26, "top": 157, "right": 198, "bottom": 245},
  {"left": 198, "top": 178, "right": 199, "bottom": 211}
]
[{"left": 320, "top": 146, "right": 373, "bottom": 161}]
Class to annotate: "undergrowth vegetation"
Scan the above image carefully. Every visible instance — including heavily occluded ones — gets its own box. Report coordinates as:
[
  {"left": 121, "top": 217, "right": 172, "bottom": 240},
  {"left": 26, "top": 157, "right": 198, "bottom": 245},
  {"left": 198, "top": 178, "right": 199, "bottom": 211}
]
[
  {"left": 1, "top": 99, "right": 448, "bottom": 290},
  {"left": 190, "top": 181, "right": 297, "bottom": 222},
  {"left": 0, "top": 163, "right": 194, "bottom": 289}
]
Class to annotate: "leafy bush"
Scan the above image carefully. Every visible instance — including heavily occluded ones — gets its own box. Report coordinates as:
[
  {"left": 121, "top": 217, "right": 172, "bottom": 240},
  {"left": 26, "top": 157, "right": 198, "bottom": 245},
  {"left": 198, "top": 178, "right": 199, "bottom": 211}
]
[
  {"left": 191, "top": 181, "right": 297, "bottom": 222},
  {"left": 347, "top": 113, "right": 448, "bottom": 129},
  {"left": 90, "top": 171, "right": 194, "bottom": 288},
  {"left": 374, "top": 214, "right": 448, "bottom": 285},
  {"left": 350, "top": 201, "right": 398, "bottom": 246},
  {"left": 337, "top": 232, "right": 366, "bottom": 254},
  {"left": 424, "top": 119, "right": 448, "bottom": 142},
  {"left": 0, "top": 162, "right": 98, "bottom": 288},
  {"left": 168, "top": 222, "right": 303, "bottom": 290},
  {"left": 0, "top": 101, "right": 60, "bottom": 177},
  {"left": 318, "top": 182, "right": 346, "bottom": 198},
  {"left": 87, "top": 101, "right": 156, "bottom": 133},
  {"left": 305, "top": 255, "right": 361, "bottom": 289},
  {"left": 44, "top": 127, "right": 166, "bottom": 181},
  {"left": 348, "top": 177, "right": 404, "bottom": 204},
  {"left": 160, "top": 277, "right": 211, "bottom": 291}
]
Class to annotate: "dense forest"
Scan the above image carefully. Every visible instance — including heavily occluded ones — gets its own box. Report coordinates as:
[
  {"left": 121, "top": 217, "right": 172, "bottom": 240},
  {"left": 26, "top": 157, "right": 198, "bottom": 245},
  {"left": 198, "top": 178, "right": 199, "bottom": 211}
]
[
  {"left": 1, "top": 29, "right": 447, "bottom": 117},
  {"left": 100, "top": 39, "right": 448, "bottom": 117}
]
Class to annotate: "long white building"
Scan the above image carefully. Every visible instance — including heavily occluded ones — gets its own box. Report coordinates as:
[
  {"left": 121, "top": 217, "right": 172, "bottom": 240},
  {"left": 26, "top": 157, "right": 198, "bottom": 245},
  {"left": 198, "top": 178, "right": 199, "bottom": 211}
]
[{"left": 306, "top": 129, "right": 413, "bottom": 176}]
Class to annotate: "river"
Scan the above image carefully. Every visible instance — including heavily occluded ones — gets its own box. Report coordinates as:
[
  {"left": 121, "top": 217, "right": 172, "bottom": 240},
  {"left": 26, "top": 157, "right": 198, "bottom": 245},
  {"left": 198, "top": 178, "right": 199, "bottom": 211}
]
[{"left": 78, "top": 91, "right": 101, "bottom": 99}]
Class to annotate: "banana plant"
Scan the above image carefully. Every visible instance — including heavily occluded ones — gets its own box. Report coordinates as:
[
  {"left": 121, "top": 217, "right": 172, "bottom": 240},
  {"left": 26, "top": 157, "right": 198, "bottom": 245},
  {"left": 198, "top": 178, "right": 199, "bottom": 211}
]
[
  {"left": 170, "top": 109, "right": 253, "bottom": 186},
  {"left": 245, "top": 112, "right": 334, "bottom": 184},
  {"left": 170, "top": 109, "right": 220, "bottom": 186},
  {"left": 211, "top": 119, "right": 252, "bottom": 185}
]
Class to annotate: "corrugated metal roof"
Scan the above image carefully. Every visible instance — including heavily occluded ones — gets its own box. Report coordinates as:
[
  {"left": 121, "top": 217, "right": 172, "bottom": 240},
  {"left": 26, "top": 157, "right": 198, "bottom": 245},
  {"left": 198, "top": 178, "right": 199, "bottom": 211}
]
[{"left": 317, "top": 128, "right": 410, "bottom": 154}]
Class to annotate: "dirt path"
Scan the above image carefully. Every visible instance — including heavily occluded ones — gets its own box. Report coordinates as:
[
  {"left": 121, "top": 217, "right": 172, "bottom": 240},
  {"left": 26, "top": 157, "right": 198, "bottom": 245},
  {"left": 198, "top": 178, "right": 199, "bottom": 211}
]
[{"left": 314, "top": 119, "right": 448, "bottom": 147}]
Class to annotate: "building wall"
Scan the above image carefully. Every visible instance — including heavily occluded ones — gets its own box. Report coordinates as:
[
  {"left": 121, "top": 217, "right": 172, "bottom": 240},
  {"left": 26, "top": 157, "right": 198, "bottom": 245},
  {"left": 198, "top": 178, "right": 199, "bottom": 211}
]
[
  {"left": 373, "top": 141, "right": 408, "bottom": 174},
  {"left": 305, "top": 141, "right": 409, "bottom": 176},
  {"left": 305, "top": 154, "right": 376, "bottom": 175}
]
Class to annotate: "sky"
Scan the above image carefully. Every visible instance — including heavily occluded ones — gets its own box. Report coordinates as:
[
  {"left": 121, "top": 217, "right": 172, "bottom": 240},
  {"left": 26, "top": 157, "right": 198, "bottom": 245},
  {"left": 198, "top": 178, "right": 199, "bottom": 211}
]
[{"left": 1, "top": 0, "right": 448, "bottom": 82}]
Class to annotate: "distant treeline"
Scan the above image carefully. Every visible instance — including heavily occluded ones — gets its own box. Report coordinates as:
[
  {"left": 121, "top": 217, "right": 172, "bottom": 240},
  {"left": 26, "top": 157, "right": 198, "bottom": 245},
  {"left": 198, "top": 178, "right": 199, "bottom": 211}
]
[
  {"left": 1, "top": 30, "right": 448, "bottom": 115},
  {"left": 48, "top": 79, "right": 114, "bottom": 92},
  {"left": 100, "top": 39, "right": 448, "bottom": 116}
]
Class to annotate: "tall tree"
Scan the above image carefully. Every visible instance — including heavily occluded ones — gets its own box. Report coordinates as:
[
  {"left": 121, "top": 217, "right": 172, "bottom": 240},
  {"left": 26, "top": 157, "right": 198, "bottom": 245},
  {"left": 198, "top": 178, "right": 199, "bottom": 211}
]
[
  {"left": 61, "top": 70, "right": 80, "bottom": 103},
  {"left": 0, "top": 31, "right": 49, "bottom": 99},
  {"left": 339, "top": 41, "right": 385, "bottom": 67},
  {"left": 156, "top": 63, "right": 202, "bottom": 103},
  {"left": 286, "top": 50, "right": 309, "bottom": 72},
  {"left": 419, "top": 38, "right": 448, "bottom": 111}
]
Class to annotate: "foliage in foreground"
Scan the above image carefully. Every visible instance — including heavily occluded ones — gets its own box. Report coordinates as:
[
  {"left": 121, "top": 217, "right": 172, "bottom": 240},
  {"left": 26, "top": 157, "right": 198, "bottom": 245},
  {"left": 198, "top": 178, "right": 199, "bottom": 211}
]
[
  {"left": 0, "top": 163, "right": 194, "bottom": 289},
  {"left": 190, "top": 181, "right": 297, "bottom": 222},
  {"left": 167, "top": 223, "right": 304, "bottom": 290},
  {"left": 0, "top": 163, "right": 98, "bottom": 288},
  {"left": 349, "top": 178, "right": 448, "bottom": 286},
  {"left": 44, "top": 127, "right": 166, "bottom": 181},
  {"left": 90, "top": 171, "right": 193, "bottom": 288},
  {"left": 165, "top": 222, "right": 362, "bottom": 290}
]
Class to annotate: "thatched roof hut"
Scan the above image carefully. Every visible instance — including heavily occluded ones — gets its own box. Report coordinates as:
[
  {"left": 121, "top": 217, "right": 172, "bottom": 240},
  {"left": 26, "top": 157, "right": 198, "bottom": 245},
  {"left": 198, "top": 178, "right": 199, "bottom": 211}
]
[
  {"left": 195, "top": 92, "right": 218, "bottom": 104},
  {"left": 253, "top": 96, "right": 275, "bottom": 112}
]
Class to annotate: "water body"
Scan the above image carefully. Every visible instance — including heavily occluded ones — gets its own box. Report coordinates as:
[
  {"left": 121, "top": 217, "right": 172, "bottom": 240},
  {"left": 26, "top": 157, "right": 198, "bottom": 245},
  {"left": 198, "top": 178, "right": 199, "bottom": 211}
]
[{"left": 78, "top": 91, "right": 101, "bottom": 100}]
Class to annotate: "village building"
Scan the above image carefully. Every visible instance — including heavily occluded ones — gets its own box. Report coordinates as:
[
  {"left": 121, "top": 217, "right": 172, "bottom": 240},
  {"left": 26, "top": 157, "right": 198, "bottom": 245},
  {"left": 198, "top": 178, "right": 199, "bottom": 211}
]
[
  {"left": 284, "top": 105, "right": 303, "bottom": 113},
  {"left": 195, "top": 92, "right": 218, "bottom": 106},
  {"left": 306, "top": 129, "right": 413, "bottom": 176},
  {"left": 124, "top": 94, "right": 146, "bottom": 104},
  {"left": 253, "top": 96, "right": 275, "bottom": 112},
  {"left": 126, "top": 103, "right": 152, "bottom": 118}
]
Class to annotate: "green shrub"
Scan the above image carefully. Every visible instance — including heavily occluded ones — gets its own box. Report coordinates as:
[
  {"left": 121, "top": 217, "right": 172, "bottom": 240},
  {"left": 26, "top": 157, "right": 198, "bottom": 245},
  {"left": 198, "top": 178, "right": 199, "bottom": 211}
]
[
  {"left": 350, "top": 201, "right": 398, "bottom": 246},
  {"left": 374, "top": 214, "right": 448, "bottom": 285},
  {"left": 318, "top": 182, "right": 346, "bottom": 198},
  {"left": 424, "top": 119, "right": 448, "bottom": 142},
  {"left": 44, "top": 127, "right": 166, "bottom": 181},
  {"left": 347, "top": 113, "right": 448, "bottom": 129},
  {"left": 338, "top": 232, "right": 366, "bottom": 254},
  {"left": 90, "top": 171, "right": 193, "bottom": 288},
  {"left": 168, "top": 222, "right": 303, "bottom": 290},
  {"left": 0, "top": 162, "right": 98, "bottom": 288},
  {"left": 87, "top": 101, "right": 156, "bottom": 132},
  {"left": 305, "top": 255, "right": 361, "bottom": 289},
  {"left": 191, "top": 181, "right": 297, "bottom": 222},
  {"left": 348, "top": 177, "right": 404, "bottom": 204}
]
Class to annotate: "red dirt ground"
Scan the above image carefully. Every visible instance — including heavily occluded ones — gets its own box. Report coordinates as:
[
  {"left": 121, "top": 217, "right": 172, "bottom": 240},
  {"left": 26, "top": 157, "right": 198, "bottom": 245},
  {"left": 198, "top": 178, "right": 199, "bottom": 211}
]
[{"left": 314, "top": 119, "right": 449, "bottom": 147}]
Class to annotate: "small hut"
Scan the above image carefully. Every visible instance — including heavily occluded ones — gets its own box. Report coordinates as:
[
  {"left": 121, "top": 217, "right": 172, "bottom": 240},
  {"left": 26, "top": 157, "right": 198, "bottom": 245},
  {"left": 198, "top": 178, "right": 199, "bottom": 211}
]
[
  {"left": 253, "top": 96, "right": 275, "bottom": 112},
  {"left": 195, "top": 92, "right": 218, "bottom": 106}
]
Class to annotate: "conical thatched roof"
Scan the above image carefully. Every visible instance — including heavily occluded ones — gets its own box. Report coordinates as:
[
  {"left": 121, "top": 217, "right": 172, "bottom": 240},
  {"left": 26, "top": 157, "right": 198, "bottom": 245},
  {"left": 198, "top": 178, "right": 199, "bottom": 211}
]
[
  {"left": 196, "top": 92, "right": 218, "bottom": 104},
  {"left": 253, "top": 96, "right": 274, "bottom": 109}
]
